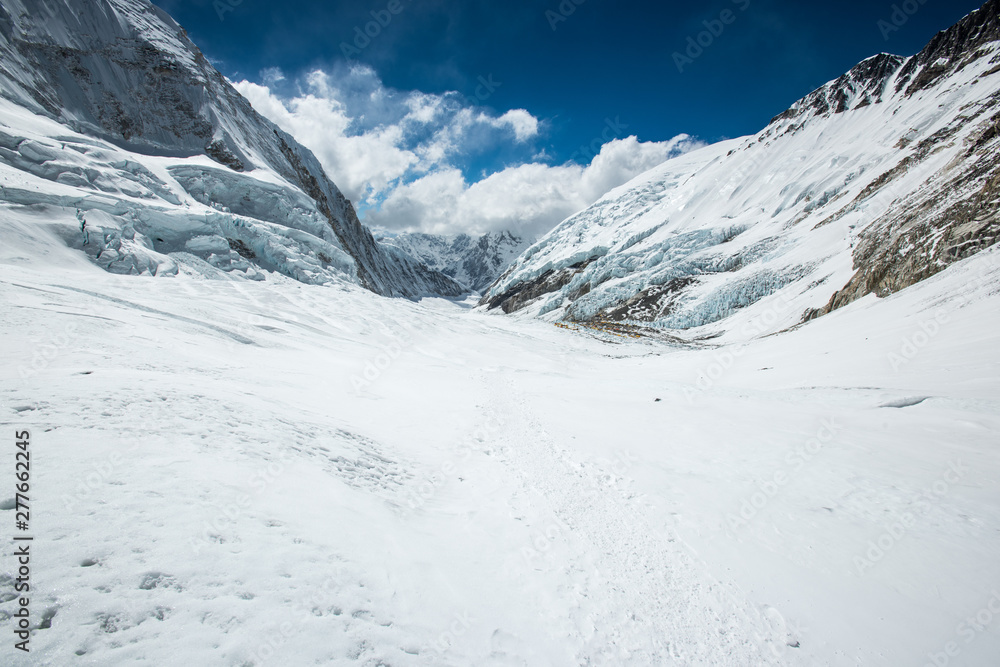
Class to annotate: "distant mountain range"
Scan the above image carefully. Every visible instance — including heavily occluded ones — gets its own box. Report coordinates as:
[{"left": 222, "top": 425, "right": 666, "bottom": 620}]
[
  {"left": 375, "top": 230, "right": 532, "bottom": 293},
  {"left": 3, "top": 0, "right": 998, "bottom": 330}
]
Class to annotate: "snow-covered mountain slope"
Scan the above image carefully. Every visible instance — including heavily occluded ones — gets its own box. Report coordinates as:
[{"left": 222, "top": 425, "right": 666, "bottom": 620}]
[
  {"left": 0, "top": 0, "right": 463, "bottom": 297},
  {"left": 376, "top": 230, "right": 532, "bottom": 293},
  {"left": 3, "top": 205, "right": 1000, "bottom": 665},
  {"left": 483, "top": 1, "right": 1000, "bottom": 336}
]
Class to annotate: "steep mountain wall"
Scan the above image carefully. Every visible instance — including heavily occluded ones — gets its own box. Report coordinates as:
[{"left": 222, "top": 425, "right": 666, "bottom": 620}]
[
  {"left": 0, "top": 0, "right": 463, "bottom": 297},
  {"left": 482, "top": 1, "right": 1000, "bottom": 336}
]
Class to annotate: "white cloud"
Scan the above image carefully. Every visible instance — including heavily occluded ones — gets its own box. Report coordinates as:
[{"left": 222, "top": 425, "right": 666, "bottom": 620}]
[
  {"left": 233, "top": 65, "right": 703, "bottom": 239},
  {"left": 235, "top": 77, "right": 418, "bottom": 202},
  {"left": 491, "top": 109, "right": 539, "bottom": 142},
  {"left": 365, "top": 135, "right": 704, "bottom": 239},
  {"left": 259, "top": 67, "right": 285, "bottom": 86},
  {"left": 403, "top": 92, "right": 443, "bottom": 124}
]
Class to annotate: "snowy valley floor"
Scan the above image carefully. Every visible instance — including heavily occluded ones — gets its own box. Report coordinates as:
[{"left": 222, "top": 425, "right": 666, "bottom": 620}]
[{"left": 2, "top": 230, "right": 1000, "bottom": 666}]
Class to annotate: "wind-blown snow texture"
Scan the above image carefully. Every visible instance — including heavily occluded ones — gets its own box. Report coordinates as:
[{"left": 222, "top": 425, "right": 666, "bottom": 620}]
[
  {"left": 376, "top": 231, "right": 533, "bottom": 293},
  {"left": 2, "top": 196, "right": 1000, "bottom": 665},
  {"left": 483, "top": 2, "right": 1000, "bottom": 335},
  {"left": 0, "top": 0, "right": 463, "bottom": 297}
]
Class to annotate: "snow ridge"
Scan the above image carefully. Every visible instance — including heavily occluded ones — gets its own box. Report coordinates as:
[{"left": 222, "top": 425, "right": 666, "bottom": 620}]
[
  {"left": 0, "top": 0, "right": 463, "bottom": 296},
  {"left": 483, "top": 2, "right": 1000, "bottom": 339}
]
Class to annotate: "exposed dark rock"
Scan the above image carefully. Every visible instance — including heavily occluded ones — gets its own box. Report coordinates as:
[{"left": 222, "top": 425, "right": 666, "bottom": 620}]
[
  {"left": 895, "top": 0, "right": 1000, "bottom": 97},
  {"left": 805, "top": 112, "right": 1000, "bottom": 321},
  {"left": 597, "top": 277, "right": 697, "bottom": 323},
  {"left": 768, "top": 53, "right": 906, "bottom": 126},
  {"left": 482, "top": 258, "right": 598, "bottom": 314},
  {"left": 227, "top": 238, "right": 256, "bottom": 259},
  {"left": 205, "top": 139, "right": 245, "bottom": 172}
]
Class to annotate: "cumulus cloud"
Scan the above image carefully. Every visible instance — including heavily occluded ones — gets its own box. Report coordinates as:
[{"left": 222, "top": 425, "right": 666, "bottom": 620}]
[
  {"left": 234, "top": 70, "right": 421, "bottom": 202},
  {"left": 233, "top": 64, "right": 703, "bottom": 239},
  {"left": 492, "top": 109, "right": 539, "bottom": 142},
  {"left": 364, "top": 135, "right": 702, "bottom": 239}
]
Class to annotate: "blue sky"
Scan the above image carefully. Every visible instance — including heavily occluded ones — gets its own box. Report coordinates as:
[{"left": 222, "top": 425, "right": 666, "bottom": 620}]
[{"left": 155, "top": 0, "right": 984, "bottom": 236}]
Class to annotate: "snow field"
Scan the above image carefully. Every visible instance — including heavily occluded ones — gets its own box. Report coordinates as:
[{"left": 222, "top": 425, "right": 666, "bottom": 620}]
[{"left": 1, "top": 222, "right": 999, "bottom": 665}]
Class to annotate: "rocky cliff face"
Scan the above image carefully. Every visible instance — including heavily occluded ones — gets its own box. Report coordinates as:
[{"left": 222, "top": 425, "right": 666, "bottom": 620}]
[
  {"left": 769, "top": 53, "right": 906, "bottom": 123},
  {"left": 806, "top": 0, "right": 1000, "bottom": 318},
  {"left": 481, "top": 1, "right": 1000, "bottom": 338},
  {"left": 0, "top": 0, "right": 463, "bottom": 297}
]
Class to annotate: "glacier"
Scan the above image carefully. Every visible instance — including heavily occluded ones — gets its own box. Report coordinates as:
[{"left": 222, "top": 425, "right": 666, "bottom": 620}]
[
  {"left": 3, "top": 0, "right": 1000, "bottom": 665},
  {"left": 483, "top": 3, "right": 1000, "bottom": 339},
  {"left": 3, "top": 210, "right": 1000, "bottom": 665},
  {"left": 0, "top": 0, "right": 464, "bottom": 297}
]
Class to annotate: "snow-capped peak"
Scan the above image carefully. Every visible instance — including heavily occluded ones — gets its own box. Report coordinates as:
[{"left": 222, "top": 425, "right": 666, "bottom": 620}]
[
  {"left": 0, "top": 0, "right": 463, "bottom": 297},
  {"left": 482, "top": 3, "right": 1000, "bottom": 340}
]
